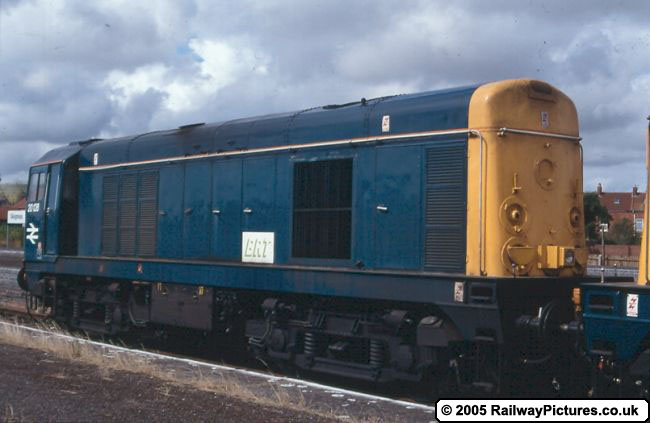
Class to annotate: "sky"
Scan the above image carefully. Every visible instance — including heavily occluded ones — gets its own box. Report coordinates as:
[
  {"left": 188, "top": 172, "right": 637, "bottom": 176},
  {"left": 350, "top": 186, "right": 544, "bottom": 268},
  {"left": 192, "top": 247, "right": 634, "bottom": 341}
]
[{"left": 0, "top": 0, "right": 649, "bottom": 192}]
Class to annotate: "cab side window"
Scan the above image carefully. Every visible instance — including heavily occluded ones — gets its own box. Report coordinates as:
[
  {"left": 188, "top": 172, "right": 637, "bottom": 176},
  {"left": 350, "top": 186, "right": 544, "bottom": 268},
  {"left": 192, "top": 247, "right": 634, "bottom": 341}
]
[
  {"left": 28, "top": 173, "right": 39, "bottom": 202},
  {"left": 37, "top": 173, "right": 47, "bottom": 201}
]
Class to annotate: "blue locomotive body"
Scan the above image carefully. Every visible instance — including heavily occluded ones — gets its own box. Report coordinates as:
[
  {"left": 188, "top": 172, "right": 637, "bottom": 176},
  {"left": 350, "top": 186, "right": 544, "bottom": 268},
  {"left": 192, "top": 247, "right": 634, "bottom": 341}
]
[
  {"left": 25, "top": 86, "right": 478, "bottom": 307},
  {"left": 20, "top": 81, "right": 584, "bottom": 394}
]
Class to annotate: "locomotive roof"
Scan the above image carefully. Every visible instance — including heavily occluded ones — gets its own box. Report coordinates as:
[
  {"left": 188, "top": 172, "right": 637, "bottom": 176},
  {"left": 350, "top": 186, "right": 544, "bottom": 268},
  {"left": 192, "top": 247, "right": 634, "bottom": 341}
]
[{"left": 34, "top": 84, "right": 480, "bottom": 168}]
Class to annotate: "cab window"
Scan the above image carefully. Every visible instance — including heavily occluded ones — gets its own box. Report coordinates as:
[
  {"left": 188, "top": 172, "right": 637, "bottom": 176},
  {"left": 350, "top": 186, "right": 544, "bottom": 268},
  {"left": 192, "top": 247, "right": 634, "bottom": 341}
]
[
  {"left": 28, "top": 173, "right": 39, "bottom": 202},
  {"left": 28, "top": 172, "right": 47, "bottom": 202},
  {"left": 37, "top": 173, "right": 47, "bottom": 201}
]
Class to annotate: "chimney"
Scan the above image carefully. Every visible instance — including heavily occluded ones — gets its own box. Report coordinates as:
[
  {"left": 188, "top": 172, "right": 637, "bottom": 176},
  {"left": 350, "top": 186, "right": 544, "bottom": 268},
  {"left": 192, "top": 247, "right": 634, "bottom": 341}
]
[{"left": 597, "top": 182, "right": 603, "bottom": 196}]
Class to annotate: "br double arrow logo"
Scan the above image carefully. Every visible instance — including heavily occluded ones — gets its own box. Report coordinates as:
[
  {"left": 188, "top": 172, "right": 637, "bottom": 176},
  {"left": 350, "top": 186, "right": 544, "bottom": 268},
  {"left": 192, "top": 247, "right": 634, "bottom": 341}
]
[{"left": 26, "top": 223, "right": 39, "bottom": 245}]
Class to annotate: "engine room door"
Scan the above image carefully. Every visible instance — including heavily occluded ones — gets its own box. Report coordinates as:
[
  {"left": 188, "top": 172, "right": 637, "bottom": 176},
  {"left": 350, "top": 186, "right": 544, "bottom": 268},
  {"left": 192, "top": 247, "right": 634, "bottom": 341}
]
[
  {"left": 157, "top": 165, "right": 184, "bottom": 258},
  {"left": 183, "top": 162, "right": 211, "bottom": 258},
  {"left": 242, "top": 157, "right": 276, "bottom": 232},
  {"left": 211, "top": 160, "right": 242, "bottom": 260},
  {"left": 373, "top": 146, "right": 421, "bottom": 269}
]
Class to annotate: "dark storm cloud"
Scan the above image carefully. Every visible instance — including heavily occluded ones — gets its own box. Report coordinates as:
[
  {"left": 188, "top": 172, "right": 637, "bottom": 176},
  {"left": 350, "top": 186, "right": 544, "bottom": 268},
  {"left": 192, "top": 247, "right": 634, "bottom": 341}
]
[{"left": 0, "top": 0, "right": 648, "bottom": 189}]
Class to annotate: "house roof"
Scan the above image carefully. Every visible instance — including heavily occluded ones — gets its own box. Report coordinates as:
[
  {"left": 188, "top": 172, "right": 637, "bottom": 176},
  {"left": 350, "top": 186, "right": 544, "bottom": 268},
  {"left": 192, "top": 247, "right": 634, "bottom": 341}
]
[
  {"left": 599, "top": 192, "right": 646, "bottom": 213},
  {"left": 0, "top": 197, "right": 26, "bottom": 221}
]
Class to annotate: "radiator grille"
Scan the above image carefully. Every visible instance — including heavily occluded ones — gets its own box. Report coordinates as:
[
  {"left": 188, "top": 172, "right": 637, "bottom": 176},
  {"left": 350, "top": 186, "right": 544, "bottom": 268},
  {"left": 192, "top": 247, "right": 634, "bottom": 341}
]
[
  {"left": 101, "top": 171, "right": 159, "bottom": 257},
  {"left": 424, "top": 140, "right": 467, "bottom": 272},
  {"left": 101, "top": 176, "right": 119, "bottom": 255},
  {"left": 138, "top": 172, "right": 159, "bottom": 257},
  {"left": 119, "top": 174, "right": 137, "bottom": 256},
  {"left": 292, "top": 159, "right": 352, "bottom": 259}
]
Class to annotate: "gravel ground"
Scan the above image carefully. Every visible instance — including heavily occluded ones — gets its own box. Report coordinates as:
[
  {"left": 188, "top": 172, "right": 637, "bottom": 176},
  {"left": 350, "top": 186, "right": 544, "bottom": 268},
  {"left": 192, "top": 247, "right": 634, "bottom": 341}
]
[
  {"left": 0, "top": 250, "right": 22, "bottom": 307},
  {"left": 0, "top": 267, "right": 21, "bottom": 306},
  {"left": 0, "top": 341, "right": 339, "bottom": 423},
  {"left": 0, "top": 249, "right": 22, "bottom": 269}
]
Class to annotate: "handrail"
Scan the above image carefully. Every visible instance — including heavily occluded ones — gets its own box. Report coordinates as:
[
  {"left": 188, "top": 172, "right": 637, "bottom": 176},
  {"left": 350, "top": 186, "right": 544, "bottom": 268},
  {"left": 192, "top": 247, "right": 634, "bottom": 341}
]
[
  {"left": 79, "top": 128, "right": 474, "bottom": 171},
  {"left": 645, "top": 117, "right": 650, "bottom": 284},
  {"left": 469, "top": 130, "right": 487, "bottom": 275},
  {"left": 497, "top": 127, "right": 582, "bottom": 142}
]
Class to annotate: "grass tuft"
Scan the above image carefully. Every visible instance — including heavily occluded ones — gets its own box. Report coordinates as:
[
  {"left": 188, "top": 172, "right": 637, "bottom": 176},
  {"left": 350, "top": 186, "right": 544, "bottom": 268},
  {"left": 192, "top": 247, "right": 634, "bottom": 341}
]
[
  {"left": 0, "top": 319, "right": 389, "bottom": 422},
  {"left": 2, "top": 403, "right": 24, "bottom": 423}
]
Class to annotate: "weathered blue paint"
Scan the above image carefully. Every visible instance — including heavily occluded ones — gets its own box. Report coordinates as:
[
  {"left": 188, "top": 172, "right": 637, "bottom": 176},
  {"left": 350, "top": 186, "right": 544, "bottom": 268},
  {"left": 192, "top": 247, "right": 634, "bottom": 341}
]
[
  {"left": 27, "top": 84, "right": 480, "bottom": 306},
  {"left": 582, "top": 282, "right": 650, "bottom": 361},
  {"left": 211, "top": 160, "right": 242, "bottom": 260},
  {"left": 70, "top": 85, "right": 477, "bottom": 168},
  {"left": 34, "top": 143, "right": 81, "bottom": 164},
  {"left": 158, "top": 166, "right": 184, "bottom": 258},
  {"left": 374, "top": 145, "right": 421, "bottom": 269},
  {"left": 242, "top": 157, "right": 277, "bottom": 231},
  {"left": 183, "top": 162, "right": 211, "bottom": 258},
  {"left": 26, "top": 255, "right": 503, "bottom": 339},
  {"left": 78, "top": 170, "right": 102, "bottom": 257}
]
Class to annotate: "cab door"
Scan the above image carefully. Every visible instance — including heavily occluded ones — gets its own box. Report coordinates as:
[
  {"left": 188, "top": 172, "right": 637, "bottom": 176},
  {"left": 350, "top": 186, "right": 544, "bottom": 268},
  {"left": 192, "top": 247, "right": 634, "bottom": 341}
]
[
  {"left": 44, "top": 164, "right": 62, "bottom": 255},
  {"left": 25, "top": 164, "right": 62, "bottom": 260}
]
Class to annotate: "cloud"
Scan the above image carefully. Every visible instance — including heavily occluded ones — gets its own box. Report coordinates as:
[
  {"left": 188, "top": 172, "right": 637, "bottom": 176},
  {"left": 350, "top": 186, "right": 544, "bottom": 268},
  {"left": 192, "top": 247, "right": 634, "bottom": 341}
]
[{"left": 0, "top": 0, "right": 649, "bottom": 190}]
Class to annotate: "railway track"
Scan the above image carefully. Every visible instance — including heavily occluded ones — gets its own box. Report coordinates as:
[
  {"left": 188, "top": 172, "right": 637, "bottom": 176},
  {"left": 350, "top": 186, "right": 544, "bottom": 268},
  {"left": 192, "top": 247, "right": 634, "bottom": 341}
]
[
  {"left": 0, "top": 258, "right": 437, "bottom": 408},
  {"left": 0, "top": 298, "right": 438, "bottom": 414},
  {"left": 0, "top": 314, "right": 438, "bottom": 422}
]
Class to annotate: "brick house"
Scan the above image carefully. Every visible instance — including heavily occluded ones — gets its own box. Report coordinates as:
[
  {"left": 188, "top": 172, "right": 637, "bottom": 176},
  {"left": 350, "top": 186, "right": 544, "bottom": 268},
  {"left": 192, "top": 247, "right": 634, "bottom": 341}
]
[
  {"left": 596, "top": 183, "right": 645, "bottom": 233},
  {"left": 0, "top": 198, "right": 26, "bottom": 223}
]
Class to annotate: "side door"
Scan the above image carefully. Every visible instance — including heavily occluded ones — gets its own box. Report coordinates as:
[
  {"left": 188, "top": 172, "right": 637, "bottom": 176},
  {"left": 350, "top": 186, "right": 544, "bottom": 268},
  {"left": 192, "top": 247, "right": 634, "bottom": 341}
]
[
  {"left": 241, "top": 157, "right": 276, "bottom": 263},
  {"left": 44, "top": 164, "right": 63, "bottom": 255},
  {"left": 242, "top": 157, "right": 276, "bottom": 231},
  {"left": 373, "top": 146, "right": 421, "bottom": 269},
  {"left": 183, "top": 161, "right": 211, "bottom": 258},
  {"left": 211, "top": 159, "right": 242, "bottom": 260},
  {"left": 25, "top": 165, "right": 49, "bottom": 260},
  {"left": 157, "top": 165, "right": 184, "bottom": 258}
]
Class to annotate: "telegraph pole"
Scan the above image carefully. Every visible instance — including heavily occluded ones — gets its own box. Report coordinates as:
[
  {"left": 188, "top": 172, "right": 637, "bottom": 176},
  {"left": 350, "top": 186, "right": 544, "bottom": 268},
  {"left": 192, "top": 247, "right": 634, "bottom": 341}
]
[{"left": 600, "top": 222, "right": 608, "bottom": 283}]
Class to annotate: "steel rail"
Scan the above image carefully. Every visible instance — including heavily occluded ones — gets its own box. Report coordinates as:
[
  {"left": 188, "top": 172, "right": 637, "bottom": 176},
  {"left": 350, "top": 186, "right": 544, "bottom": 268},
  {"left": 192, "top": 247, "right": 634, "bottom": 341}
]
[{"left": 0, "top": 320, "right": 437, "bottom": 412}]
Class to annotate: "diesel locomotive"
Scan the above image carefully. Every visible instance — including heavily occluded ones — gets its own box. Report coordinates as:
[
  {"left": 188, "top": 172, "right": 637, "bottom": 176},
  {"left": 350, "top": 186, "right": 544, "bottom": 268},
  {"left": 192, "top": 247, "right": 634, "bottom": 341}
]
[{"left": 18, "top": 79, "right": 590, "bottom": 395}]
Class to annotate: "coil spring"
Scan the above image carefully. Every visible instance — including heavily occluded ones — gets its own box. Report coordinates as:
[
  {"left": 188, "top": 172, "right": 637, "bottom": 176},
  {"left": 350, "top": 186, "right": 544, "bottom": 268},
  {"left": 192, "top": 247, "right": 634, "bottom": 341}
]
[
  {"left": 304, "top": 331, "right": 318, "bottom": 356},
  {"left": 369, "top": 339, "right": 385, "bottom": 368},
  {"left": 72, "top": 301, "right": 80, "bottom": 319}
]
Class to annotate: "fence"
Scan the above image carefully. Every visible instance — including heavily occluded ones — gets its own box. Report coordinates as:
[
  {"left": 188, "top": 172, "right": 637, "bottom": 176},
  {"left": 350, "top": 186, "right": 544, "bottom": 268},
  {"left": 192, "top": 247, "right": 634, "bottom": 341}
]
[
  {"left": 587, "top": 254, "right": 639, "bottom": 269},
  {"left": 1, "top": 223, "right": 24, "bottom": 250}
]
